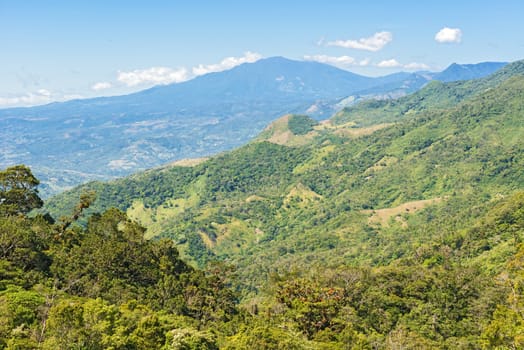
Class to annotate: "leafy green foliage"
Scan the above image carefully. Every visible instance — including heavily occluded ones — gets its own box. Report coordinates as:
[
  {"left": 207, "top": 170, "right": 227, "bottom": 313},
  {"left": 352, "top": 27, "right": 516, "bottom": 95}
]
[
  {"left": 287, "top": 115, "right": 318, "bottom": 135},
  {"left": 0, "top": 173, "right": 242, "bottom": 348},
  {"left": 271, "top": 264, "right": 498, "bottom": 348},
  {"left": 0, "top": 165, "right": 43, "bottom": 216}
]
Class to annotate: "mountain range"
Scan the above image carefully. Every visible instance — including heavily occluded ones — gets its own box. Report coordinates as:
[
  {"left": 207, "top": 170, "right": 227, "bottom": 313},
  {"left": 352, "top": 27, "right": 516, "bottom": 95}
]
[
  {"left": 10, "top": 57, "right": 524, "bottom": 348},
  {"left": 45, "top": 58, "right": 524, "bottom": 276},
  {"left": 0, "top": 57, "right": 506, "bottom": 196}
]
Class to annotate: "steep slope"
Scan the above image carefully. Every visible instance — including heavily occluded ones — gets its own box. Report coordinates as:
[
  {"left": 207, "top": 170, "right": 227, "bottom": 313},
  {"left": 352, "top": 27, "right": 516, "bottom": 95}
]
[
  {"left": 44, "top": 67, "right": 524, "bottom": 297},
  {"left": 332, "top": 59, "right": 524, "bottom": 126},
  {"left": 332, "top": 61, "right": 508, "bottom": 112}
]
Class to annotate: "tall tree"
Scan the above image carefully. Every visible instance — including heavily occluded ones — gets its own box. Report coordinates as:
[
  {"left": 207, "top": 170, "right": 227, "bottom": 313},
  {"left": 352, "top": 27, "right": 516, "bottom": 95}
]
[{"left": 0, "top": 165, "right": 43, "bottom": 216}]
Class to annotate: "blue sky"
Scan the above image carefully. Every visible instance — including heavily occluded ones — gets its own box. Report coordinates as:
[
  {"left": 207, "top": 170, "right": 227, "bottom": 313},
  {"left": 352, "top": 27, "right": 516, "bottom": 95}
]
[{"left": 1, "top": 0, "right": 523, "bottom": 107}]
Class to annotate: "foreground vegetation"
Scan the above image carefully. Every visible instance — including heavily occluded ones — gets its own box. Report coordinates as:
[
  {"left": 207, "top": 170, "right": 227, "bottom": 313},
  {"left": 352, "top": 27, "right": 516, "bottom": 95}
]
[
  {"left": 2, "top": 60, "right": 524, "bottom": 348},
  {"left": 2, "top": 167, "right": 524, "bottom": 348}
]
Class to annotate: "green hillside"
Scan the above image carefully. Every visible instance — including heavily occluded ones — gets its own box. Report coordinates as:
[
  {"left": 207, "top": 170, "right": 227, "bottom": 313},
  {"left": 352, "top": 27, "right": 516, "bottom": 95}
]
[
  {"left": 30, "top": 61, "right": 524, "bottom": 348},
  {"left": 255, "top": 114, "right": 319, "bottom": 146},
  {"left": 332, "top": 59, "right": 524, "bottom": 126},
  {"left": 0, "top": 166, "right": 240, "bottom": 349},
  {"left": 45, "top": 73, "right": 524, "bottom": 273}
]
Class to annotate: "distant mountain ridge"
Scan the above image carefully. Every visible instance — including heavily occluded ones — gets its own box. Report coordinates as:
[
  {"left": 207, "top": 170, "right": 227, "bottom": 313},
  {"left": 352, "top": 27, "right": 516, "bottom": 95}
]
[
  {"left": 0, "top": 57, "right": 509, "bottom": 195},
  {"left": 333, "top": 59, "right": 519, "bottom": 127},
  {"left": 432, "top": 61, "right": 507, "bottom": 82}
]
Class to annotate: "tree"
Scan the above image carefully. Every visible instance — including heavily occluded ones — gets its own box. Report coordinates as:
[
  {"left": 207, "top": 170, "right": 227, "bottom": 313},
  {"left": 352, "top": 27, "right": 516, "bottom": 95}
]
[{"left": 0, "top": 165, "right": 43, "bottom": 216}]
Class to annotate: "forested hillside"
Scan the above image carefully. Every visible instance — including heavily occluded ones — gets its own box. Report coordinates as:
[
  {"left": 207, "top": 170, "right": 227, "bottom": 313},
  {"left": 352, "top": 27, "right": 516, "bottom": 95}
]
[
  {"left": 0, "top": 166, "right": 242, "bottom": 349},
  {"left": 4, "top": 60, "right": 524, "bottom": 348}
]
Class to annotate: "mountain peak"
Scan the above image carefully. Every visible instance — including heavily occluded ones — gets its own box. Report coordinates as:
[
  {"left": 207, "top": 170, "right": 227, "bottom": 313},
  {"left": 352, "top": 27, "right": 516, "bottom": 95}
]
[{"left": 256, "top": 56, "right": 293, "bottom": 64}]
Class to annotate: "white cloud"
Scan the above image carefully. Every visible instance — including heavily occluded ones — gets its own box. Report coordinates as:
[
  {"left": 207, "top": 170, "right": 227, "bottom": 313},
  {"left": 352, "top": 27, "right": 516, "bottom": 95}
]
[
  {"left": 37, "top": 89, "right": 51, "bottom": 97},
  {"left": 91, "top": 82, "right": 113, "bottom": 91},
  {"left": 376, "top": 59, "right": 431, "bottom": 70},
  {"left": 116, "top": 52, "right": 263, "bottom": 87},
  {"left": 0, "top": 89, "right": 83, "bottom": 107},
  {"left": 303, "top": 55, "right": 372, "bottom": 68},
  {"left": 117, "top": 67, "right": 189, "bottom": 87},
  {"left": 62, "top": 93, "right": 84, "bottom": 100},
  {"left": 192, "top": 51, "right": 262, "bottom": 76},
  {"left": 403, "top": 62, "right": 430, "bottom": 70},
  {"left": 435, "top": 27, "right": 462, "bottom": 43},
  {"left": 359, "top": 58, "right": 371, "bottom": 66},
  {"left": 327, "top": 31, "right": 393, "bottom": 51},
  {"left": 304, "top": 54, "right": 356, "bottom": 66},
  {"left": 0, "top": 91, "right": 50, "bottom": 107},
  {"left": 377, "top": 59, "right": 402, "bottom": 68}
]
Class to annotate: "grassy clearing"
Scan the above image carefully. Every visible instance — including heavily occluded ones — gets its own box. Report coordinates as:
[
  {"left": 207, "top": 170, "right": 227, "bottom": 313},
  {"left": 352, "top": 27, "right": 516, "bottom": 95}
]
[
  {"left": 283, "top": 183, "right": 322, "bottom": 209},
  {"left": 363, "top": 198, "right": 443, "bottom": 228},
  {"left": 169, "top": 157, "right": 209, "bottom": 167},
  {"left": 333, "top": 123, "right": 394, "bottom": 138}
]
